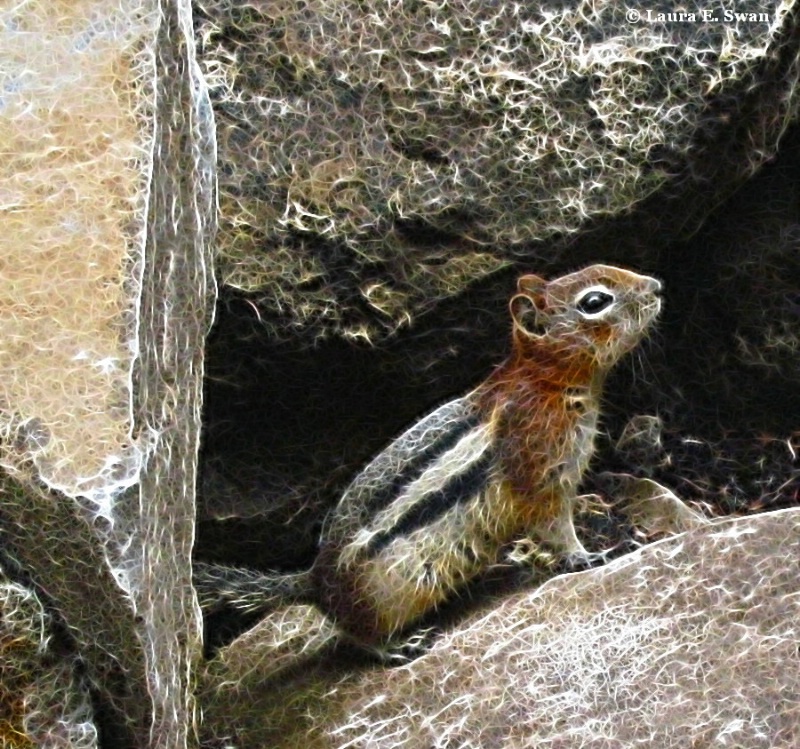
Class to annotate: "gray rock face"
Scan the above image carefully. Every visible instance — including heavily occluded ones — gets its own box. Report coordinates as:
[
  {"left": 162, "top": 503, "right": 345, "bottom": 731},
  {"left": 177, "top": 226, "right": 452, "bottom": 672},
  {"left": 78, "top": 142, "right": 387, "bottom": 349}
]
[{"left": 197, "top": 0, "right": 800, "bottom": 339}]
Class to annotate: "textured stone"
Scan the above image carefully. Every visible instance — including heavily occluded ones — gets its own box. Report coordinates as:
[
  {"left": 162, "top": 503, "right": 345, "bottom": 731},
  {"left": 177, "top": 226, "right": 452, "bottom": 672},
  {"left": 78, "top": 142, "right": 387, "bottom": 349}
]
[{"left": 201, "top": 511, "right": 800, "bottom": 749}]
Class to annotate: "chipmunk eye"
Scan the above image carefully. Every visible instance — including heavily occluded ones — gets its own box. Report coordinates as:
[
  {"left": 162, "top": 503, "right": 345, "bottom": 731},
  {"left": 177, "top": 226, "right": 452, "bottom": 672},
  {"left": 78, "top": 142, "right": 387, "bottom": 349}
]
[{"left": 577, "top": 290, "right": 615, "bottom": 316}]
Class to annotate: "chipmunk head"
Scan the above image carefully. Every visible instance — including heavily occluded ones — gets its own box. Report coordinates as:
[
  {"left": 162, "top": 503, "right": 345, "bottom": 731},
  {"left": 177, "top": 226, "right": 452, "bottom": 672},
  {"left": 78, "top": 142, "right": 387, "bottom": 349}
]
[{"left": 510, "top": 264, "right": 662, "bottom": 370}]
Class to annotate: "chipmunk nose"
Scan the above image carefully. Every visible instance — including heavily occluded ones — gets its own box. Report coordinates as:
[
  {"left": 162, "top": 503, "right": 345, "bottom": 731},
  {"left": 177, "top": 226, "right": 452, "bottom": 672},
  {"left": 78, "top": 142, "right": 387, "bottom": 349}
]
[{"left": 646, "top": 277, "right": 663, "bottom": 294}]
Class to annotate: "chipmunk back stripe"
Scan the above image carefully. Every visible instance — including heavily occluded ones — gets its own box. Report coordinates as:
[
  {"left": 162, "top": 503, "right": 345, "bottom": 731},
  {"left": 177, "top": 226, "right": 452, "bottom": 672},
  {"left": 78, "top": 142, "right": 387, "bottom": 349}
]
[
  {"left": 352, "top": 421, "right": 492, "bottom": 542},
  {"left": 364, "top": 441, "right": 495, "bottom": 557},
  {"left": 333, "top": 397, "right": 481, "bottom": 531}
]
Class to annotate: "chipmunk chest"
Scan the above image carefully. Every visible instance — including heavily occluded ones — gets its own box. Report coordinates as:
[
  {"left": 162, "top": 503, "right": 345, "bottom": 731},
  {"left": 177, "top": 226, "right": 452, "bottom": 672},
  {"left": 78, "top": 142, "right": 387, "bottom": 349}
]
[
  {"left": 562, "top": 407, "right": 599, "bottom": 478},
  {"left": 542, "top": 391, "right": 600, "bottom": 487}
]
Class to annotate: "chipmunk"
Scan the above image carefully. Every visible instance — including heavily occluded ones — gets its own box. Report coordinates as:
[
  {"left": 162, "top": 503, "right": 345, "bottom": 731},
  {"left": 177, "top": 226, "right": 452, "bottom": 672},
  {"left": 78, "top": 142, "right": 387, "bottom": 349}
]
[{"left": 195, "top": 265, "right": 668, "bottom": 646}]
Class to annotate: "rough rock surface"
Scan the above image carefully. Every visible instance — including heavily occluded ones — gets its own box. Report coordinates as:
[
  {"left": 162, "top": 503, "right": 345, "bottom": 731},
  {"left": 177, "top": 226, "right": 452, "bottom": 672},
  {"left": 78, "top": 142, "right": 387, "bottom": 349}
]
[
  {"left": 201, "top": 510, "right": 800, "bottom": 748},
  {"left": 0, "top": 575, "right": 97, "bottom": 749}
]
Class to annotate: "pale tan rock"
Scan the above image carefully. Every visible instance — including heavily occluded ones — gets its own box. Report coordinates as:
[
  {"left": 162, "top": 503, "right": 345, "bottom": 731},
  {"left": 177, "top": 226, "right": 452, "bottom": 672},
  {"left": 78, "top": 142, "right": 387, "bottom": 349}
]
[
  {"left": 0, "top": 2, "right": 215, "bottom": 746},
  {"left": 0, "top": 0, "right": 156, "bottom": 496}
]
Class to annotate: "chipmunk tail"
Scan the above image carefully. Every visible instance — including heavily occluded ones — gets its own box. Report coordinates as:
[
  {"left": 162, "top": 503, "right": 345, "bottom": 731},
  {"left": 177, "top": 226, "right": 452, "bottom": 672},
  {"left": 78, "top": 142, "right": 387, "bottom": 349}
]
[{"left": 193, "top": 562, "right": 315, "bottom": 615}]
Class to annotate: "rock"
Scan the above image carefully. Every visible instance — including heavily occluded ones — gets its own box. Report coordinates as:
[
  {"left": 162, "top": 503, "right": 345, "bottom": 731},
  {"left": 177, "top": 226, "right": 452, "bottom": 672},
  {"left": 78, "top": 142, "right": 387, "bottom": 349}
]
[
  {"left": 0, "top": 2, "right": 214, "bottom": 745},
  {"left": 201, "top": 510, "right": 800, "bottom": 749},
  {"left": 197, "top": 0, "right": 800, "bottom": 339}
]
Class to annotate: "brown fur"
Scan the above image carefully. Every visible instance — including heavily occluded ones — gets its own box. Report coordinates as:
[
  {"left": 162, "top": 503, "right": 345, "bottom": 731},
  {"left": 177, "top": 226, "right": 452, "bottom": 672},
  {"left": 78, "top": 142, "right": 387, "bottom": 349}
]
[
  {"left": 197, "top": 265, "right": 662, "bottom": 645},
  {"left": 337, "top": 264, "right": 662, "bottom": 641}
]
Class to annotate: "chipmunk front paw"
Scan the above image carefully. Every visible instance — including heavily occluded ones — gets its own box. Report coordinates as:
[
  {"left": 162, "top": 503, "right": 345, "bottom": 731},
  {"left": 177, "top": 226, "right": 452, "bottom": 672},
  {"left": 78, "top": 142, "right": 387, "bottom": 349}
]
[{"left": 561, "top": 548, "right": 610, "bottom": 572}]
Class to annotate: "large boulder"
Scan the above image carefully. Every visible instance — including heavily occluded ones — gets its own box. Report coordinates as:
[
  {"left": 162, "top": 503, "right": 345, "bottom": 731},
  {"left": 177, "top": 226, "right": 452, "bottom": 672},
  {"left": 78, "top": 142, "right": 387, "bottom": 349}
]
[
  {"left": 201, "top": 510, "right": 800, "bottom": 748},
  {"left": 198, "top": 0, "right": 800, "bottom": 339}
]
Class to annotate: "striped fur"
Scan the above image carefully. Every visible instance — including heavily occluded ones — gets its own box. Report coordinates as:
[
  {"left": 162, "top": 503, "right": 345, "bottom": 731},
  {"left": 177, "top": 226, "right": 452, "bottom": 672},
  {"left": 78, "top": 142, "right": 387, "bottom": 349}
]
[
  {"left": 363, "top": 443, "right": 495, "bottom": 556},
  {"left": 321, "top": 395, "right": 481, "bottom": 543},
  {"left": 196, "top": 265, "right": 664, "bottom": 645},
  {"left": 347, "top": 421, "right": 493, "bottom": 557}
]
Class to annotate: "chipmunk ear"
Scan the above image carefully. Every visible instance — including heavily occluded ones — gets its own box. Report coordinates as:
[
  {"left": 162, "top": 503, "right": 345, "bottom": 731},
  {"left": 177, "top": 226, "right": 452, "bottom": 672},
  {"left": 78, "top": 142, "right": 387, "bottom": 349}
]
[
  {"left": 516, "top": 274, "right": 546, "bottom": 296},
  {"left": 510, "top": 275, "right": 549, "bottom": 337},
  {"left": 510, "top": 294, "right": 549, "bottom": 337}
]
